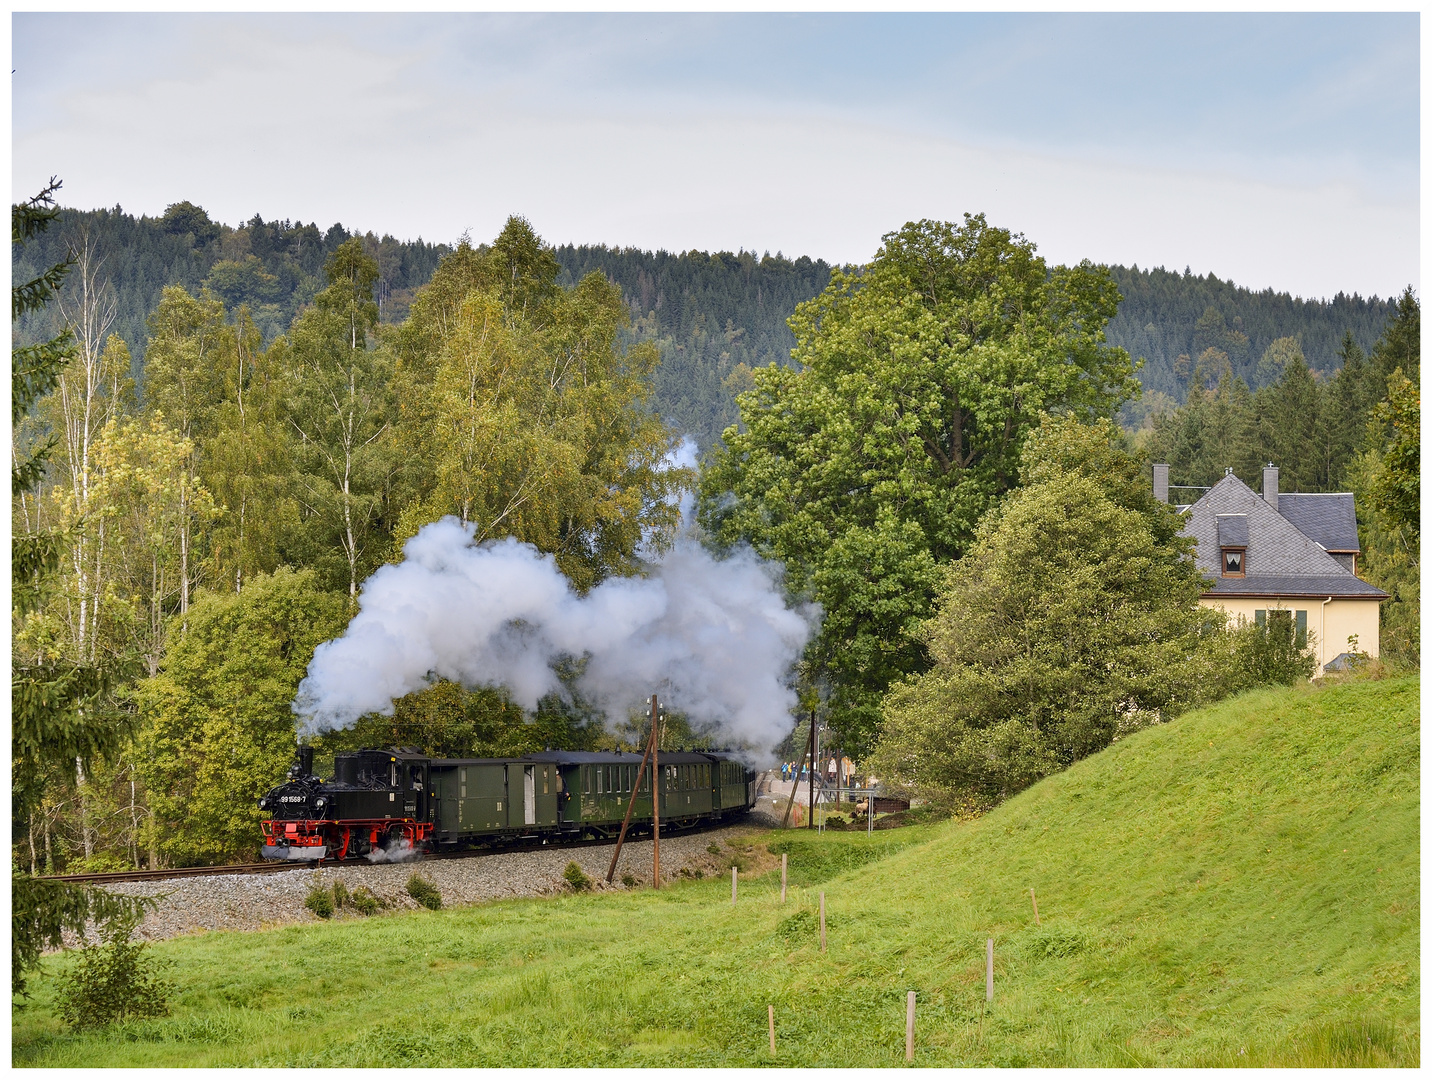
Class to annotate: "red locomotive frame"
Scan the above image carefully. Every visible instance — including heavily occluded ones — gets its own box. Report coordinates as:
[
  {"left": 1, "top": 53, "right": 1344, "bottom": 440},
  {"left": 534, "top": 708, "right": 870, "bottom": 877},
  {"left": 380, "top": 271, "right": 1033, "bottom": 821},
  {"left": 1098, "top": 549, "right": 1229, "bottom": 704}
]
[{"left": 259, "top": 817, "right": 433, "bottom": 861}]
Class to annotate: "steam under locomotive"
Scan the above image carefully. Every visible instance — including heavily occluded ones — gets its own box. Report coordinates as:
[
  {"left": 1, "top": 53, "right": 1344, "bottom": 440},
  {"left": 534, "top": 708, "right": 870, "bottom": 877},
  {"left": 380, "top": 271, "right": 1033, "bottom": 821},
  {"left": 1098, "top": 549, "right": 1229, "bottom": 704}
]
[{"left": 259, "top": 745, "right": 756, "bottom": 861}]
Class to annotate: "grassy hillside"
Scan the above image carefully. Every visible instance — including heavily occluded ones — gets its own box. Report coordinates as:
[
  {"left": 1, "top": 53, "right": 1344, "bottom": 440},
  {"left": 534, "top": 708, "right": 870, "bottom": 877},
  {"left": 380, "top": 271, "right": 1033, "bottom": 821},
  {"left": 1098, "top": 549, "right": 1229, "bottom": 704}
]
[{"left": 13, "top": 675, "right": 1418, "bottom": 1066}]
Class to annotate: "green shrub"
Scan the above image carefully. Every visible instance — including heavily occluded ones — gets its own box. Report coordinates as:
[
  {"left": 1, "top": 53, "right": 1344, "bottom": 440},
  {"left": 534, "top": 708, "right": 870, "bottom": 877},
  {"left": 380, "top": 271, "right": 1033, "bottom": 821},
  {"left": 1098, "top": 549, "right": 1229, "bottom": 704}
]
[
  {"left": 1229, "top": 610, "right": 1318, "bottom": 688},
  {"left": 620, "top": 872, "right": 638, "bottom": 887},
  {"left": 406, "top": 873, "right": 442, "bottom": 910},
  {"left": 56, "top": 920, "right": 172, "bottom": 1029},
  {"left": 563, "top": 862, "right": 592, "bottom": 891},
  {"left": 706, "top": 843, "right": 722, "bottom": 855},
  {"left": 331, "top": 880, "right": 350, "bottom": 909},
  {"left": 304, "top": 883, "right": 335, "bottom": 919},
  {"left": 350, "top": 886, "right": 382, "bottom": 916}
]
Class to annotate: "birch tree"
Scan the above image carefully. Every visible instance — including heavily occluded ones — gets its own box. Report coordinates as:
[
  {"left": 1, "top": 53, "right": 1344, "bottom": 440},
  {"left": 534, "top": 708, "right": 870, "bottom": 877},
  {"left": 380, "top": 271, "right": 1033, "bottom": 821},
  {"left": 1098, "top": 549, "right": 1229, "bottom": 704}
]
[
  {"left": 390, "top": 219, "right": 686, "bottom": 591},
  {"left": 285, "top": 239, "right": 394, "bottom": 596}
]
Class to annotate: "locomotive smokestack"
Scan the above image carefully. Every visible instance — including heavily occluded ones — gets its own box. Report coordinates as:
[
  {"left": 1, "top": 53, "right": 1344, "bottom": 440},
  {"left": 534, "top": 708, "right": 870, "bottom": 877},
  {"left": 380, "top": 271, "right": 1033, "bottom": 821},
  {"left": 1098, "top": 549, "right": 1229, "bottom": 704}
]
[{"left": 299, "top": 745, "right": 315, "bottom": 778}]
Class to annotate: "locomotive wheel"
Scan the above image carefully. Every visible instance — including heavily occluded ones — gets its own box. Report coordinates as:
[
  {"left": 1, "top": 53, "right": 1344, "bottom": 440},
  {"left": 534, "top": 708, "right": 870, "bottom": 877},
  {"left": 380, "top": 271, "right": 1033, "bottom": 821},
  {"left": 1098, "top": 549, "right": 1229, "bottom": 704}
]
[{"left": 323, "top": 825, "right": 352, "bottom": 860}]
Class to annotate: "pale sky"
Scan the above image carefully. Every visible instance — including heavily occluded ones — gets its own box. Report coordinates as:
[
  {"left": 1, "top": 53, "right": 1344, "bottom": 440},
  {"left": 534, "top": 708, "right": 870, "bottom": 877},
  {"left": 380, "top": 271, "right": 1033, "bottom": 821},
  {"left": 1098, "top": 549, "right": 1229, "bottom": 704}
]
[{"left": 12, "top": 12, "right": 1420, "bottom": 300}]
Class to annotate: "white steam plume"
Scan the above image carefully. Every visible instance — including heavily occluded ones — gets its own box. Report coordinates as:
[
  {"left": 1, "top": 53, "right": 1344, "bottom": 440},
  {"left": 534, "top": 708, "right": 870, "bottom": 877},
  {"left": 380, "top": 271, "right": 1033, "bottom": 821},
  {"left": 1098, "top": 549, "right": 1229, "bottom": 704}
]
[{"left": 292, "top": 519, "right": 816, "bottom": 761}]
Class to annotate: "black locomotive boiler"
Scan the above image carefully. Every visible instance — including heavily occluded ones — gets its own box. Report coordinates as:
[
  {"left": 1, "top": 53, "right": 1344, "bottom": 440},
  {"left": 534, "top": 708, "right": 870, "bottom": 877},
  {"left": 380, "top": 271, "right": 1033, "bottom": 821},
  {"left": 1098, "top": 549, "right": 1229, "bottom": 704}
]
[{"left": 259, "top": 745, "right": 756, "bottom": 861}]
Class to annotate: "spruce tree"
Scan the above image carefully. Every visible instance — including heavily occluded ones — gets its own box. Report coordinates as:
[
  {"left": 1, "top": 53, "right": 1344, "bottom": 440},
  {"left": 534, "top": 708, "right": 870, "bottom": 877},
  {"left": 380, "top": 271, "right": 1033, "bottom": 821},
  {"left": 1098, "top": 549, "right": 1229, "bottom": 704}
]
[{"left": 12, "top": 180, "right": 150, "bottom": 996}]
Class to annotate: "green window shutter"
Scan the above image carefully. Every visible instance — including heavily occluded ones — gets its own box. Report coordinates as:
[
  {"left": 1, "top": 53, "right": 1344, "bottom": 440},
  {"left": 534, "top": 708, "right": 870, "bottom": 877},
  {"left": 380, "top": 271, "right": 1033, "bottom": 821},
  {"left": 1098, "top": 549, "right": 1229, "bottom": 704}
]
[{"left": 1295, "top": 610, "right": 1308, "bottom": 648}]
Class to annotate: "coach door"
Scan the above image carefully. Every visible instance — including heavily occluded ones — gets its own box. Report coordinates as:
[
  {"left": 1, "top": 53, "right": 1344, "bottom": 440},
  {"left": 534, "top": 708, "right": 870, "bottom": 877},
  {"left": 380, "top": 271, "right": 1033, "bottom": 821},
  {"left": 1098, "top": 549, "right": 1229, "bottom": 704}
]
[{"left": 533, "top": 764, "right": 559, "bottom": 826}]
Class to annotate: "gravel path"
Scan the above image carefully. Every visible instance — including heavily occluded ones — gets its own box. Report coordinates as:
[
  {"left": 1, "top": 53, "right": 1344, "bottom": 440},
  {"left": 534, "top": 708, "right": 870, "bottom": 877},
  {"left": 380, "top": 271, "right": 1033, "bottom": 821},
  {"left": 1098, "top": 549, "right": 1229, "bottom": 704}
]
[{"left": 73, "top": 824, "right": 773, "bottom": 946}]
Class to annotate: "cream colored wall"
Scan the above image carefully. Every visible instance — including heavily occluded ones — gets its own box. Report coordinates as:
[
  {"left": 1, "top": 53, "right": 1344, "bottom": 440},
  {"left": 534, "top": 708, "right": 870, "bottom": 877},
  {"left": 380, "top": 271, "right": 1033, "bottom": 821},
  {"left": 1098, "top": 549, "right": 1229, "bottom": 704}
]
[{"left": 1199, "top": 596, "right": 1381, "bottom": 675}]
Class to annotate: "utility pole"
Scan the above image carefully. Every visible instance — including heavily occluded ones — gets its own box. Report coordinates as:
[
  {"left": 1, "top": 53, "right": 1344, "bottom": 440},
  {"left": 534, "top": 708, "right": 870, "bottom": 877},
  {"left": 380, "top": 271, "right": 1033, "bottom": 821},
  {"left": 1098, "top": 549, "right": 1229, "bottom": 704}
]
[
  {"left": 652, "top": 695, "right": 661, "bottom": 889},
  {"left": 808, "top": 708, "right": 817, "bottom": 830},
  {"left": 605, "top": 694, "right": 658, "bottom": 884}
]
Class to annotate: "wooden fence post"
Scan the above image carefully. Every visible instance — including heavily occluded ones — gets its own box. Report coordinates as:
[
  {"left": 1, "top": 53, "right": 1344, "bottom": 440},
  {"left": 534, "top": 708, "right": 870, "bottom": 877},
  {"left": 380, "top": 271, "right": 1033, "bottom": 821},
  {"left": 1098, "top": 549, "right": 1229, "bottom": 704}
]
[
  {"left": 819, "top": 892, "right": 827, "bottom": 953},
  {"left": 905, "top": 990, "right": 916, "bottom": 1060},
  {"left": 986, "top": 938, "right": 994, "bottom": 1002},
  {"left": 732, "top": 865, "right": 738, "bottom": 905},
  {"left": 768, "top": 1004, "right": 776, "bottom": 1055},
  {"left": 1031, "top": 887, "right": 1040, "bottom": 925}
]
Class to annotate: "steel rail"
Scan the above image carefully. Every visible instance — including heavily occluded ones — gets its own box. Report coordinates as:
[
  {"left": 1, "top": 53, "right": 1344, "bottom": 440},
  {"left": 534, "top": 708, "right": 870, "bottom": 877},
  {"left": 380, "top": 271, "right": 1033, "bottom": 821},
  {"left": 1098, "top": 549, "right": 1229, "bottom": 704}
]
[{"left": 36, "top": 813, "right": 742, "bottom": 886}]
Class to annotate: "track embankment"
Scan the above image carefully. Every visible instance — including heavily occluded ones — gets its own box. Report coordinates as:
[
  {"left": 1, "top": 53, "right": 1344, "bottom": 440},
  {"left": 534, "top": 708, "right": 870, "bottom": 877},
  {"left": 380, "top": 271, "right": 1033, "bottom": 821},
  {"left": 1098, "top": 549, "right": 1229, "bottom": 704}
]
[{"left": 62, "top": 825, "right": 764, "bottom": 946}]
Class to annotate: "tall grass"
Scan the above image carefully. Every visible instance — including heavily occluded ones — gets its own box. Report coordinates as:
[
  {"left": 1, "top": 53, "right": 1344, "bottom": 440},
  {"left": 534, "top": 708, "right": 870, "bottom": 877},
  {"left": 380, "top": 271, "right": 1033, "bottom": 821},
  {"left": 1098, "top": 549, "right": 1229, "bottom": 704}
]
[{"left": 13, "top": 676, "right": 1418, "bottom": 1066}]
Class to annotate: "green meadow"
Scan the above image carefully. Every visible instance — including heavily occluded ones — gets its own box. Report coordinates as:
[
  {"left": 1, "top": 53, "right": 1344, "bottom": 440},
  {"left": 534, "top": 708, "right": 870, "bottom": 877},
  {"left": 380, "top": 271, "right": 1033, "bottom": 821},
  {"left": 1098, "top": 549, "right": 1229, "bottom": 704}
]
[{"left": 13, "top": 675, "right": 1418, "bottom": 1067}]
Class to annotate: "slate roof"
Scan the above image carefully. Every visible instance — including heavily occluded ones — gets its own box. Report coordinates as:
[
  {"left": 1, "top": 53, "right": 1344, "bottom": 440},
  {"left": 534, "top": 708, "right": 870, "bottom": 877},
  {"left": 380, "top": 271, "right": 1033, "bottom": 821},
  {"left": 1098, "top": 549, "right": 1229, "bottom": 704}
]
[
  {"left": 1216, "top": 514, "right": 1248, "bottom": 546},
  {"left": 1276, "top": 493, "right": 1361, "bottom": 553},
  {"left": 1181, "top": 474, "right": 1388, "bottom": 600}
]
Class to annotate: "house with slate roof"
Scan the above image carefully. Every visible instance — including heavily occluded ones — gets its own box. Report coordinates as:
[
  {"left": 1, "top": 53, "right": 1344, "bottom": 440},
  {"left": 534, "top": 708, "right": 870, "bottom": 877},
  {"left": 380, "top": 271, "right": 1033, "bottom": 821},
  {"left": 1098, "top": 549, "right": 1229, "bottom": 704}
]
[{"left": 1152, "top": 463, "right": 1388, "bottom": 676}]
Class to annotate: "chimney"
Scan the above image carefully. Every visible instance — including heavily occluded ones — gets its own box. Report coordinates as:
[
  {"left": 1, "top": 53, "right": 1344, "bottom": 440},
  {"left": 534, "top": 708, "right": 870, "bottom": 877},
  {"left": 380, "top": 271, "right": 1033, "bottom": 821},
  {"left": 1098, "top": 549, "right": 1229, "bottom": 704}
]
[
  {"left": 1152, "top": 463, "right": 1170, "bottom": 504},
  {"left": 1262, "top": 464, "right": 1279, "bottom": 513}
]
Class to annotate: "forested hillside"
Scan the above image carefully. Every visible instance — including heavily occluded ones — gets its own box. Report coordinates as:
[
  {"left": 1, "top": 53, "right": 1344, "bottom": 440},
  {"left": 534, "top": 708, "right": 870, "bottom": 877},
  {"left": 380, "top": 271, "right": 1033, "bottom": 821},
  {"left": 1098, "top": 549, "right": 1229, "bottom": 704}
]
[
  {"left": 554, "top": 245, "right": 834, "bottom": 447},
  {"left": 1106, "top": 265, "right": 1396, "bottom": 415},
  {"left": 10, "top": 203, "right": 450, "bottom": 364},
  {"left": 12, "top": 203, "right": 1402, "bottom": 451}
]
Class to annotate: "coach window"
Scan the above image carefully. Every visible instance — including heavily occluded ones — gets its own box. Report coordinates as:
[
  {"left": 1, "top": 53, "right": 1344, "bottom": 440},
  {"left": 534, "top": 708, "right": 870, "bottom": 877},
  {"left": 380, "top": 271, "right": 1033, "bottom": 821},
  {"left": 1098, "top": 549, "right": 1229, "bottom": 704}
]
[{"left": 543, "top": 767, "right": 550, "bottom": 795}]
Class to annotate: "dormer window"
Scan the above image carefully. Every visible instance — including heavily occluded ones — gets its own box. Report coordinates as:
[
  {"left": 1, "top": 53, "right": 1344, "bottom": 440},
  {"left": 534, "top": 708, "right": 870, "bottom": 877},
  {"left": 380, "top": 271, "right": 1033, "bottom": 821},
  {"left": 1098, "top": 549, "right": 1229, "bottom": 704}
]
[{"left": 1215, "top": 514, "right": 1248, "bottom": 578}]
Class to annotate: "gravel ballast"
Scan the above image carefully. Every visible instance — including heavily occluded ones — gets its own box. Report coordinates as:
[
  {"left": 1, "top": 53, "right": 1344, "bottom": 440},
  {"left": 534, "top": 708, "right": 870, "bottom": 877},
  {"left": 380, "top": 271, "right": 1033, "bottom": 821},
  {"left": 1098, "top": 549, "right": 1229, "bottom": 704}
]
[{"left": 79, "top": 825, "right": 766, "bottom": 946}]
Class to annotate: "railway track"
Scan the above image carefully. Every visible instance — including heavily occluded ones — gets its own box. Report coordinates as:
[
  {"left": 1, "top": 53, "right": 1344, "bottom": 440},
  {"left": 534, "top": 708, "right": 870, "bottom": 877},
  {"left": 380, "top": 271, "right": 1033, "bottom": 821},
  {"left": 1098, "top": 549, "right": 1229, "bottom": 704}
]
[
  {"left": 39, "top": 861, "right": 300, "bottom": 885},
  {"left": 37, "top": 819, "right": 723, "bottom": 886}
]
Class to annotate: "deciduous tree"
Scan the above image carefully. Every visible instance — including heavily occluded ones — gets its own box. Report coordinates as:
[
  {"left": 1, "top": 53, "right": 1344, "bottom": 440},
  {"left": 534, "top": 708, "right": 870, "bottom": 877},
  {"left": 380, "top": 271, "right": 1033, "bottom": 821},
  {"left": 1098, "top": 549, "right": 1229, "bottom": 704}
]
[
  {"left": 699, "top": 215, "right": 1138, "bottom": 752},
  {"left": 390, "top": 218, "right": 688, "bottom": 590},
  {"left": 869, "top": 460, "right": 1219, "bottom": 810},
  {"left": 134, "top": 568, "right": 348, "bottom": 865},
  {"left": 285, "top": 240, "right": 395, "bottom": 596}
]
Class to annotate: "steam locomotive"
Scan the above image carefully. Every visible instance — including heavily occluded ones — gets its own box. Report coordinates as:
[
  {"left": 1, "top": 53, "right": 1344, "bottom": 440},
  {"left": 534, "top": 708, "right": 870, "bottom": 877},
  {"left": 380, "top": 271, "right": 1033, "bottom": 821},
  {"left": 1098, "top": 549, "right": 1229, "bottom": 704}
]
[{"left": 259, "top": 745, "right": 756, "bottom": 861}]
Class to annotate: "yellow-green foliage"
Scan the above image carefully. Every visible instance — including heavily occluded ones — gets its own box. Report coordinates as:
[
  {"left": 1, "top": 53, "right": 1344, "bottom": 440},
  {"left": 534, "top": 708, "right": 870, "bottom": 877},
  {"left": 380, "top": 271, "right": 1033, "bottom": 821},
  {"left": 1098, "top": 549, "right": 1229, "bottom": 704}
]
[{"left": 13, "top": 677, "right": 1417, "bottom": 1066}]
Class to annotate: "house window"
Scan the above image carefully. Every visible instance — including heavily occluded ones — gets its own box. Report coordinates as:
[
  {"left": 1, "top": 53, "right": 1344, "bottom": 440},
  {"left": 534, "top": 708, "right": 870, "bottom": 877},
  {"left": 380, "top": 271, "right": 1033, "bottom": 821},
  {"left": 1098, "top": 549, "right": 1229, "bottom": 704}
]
[
  {"left": 1222, "top": 548, "right": 1245, "bottom": 576},
  {"left": 1254, "top": 609, "right": 1308, "bottom": 648}
]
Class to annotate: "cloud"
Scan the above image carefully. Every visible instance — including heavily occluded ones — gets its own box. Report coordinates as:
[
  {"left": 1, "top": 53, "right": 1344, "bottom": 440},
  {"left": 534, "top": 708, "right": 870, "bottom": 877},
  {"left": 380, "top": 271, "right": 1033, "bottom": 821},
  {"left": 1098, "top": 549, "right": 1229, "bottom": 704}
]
[{"left": 12, "top": 13, "right": 1418, "bottom": 299}]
